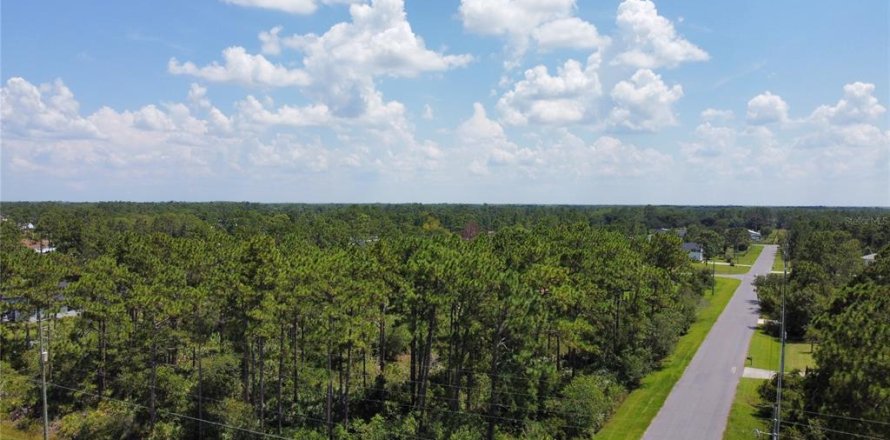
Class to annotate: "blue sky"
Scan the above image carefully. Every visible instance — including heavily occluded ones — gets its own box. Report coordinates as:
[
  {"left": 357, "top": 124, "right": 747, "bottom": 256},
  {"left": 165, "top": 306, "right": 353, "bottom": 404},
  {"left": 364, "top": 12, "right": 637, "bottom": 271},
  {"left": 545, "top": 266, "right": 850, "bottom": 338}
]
[{"left": 2, "top": 0, "right": 888, "bottom": 205}]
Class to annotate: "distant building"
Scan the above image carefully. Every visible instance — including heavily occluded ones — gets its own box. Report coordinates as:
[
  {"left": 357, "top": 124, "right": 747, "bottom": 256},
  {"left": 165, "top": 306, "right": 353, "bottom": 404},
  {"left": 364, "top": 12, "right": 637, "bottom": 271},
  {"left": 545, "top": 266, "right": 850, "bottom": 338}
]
[
  {"left": 655, "top": 227, "right": 688, "bottom": 239},
  {"left": 1, "top": 282, "right": 75, "bottom": 323},
  {"left": 747, "top": 229, "right": 762, "bottom": 241},
  {"left": 20, "top": 238, "right": 56, "bottom": 253},
  {"left": 682, "top": 242, "right": 704, "bottom": 262},
  {"left": 862, "top": 253, "right": 877, "bottom": 265}
]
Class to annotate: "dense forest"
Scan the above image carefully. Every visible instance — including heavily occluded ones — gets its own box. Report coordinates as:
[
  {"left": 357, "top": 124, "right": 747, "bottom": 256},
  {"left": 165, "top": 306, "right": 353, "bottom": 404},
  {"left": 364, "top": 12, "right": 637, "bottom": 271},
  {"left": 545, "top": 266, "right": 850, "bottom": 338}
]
[{"left": 1, "top": 203, "right": 887, "bottom": 439}]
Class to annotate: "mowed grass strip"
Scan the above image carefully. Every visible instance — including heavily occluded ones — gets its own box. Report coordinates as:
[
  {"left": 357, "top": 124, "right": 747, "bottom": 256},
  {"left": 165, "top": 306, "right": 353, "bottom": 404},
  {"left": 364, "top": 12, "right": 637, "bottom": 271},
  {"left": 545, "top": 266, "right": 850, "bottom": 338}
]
[
  {"left": 771, "top": 251, "right": 788, "bottom": 273},
  {"left": 733, "top": 244, "right": 764, "bottom": 266},
  {"left": 596, "top": 277, "right": 742, "bottom": 439},
  {"left": 747, "top": 329, "right": 814, "bottom": 372},
  {"left": 723, "top": 378, "right": 769, "bottom": 440},
  {"left": 694, "top": 262, "right": 750, "bottom": 275}
]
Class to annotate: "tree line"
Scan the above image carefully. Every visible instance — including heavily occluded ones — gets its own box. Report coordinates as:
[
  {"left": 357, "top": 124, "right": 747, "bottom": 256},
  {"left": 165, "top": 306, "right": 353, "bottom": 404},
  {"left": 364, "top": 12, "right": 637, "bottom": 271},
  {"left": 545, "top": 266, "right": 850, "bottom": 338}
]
[
  {"left": 2, "top": 204, "right": 715, "bottom": 439},
  {"left": 2, "top": 202, "right": 887, "bottom": 439}
]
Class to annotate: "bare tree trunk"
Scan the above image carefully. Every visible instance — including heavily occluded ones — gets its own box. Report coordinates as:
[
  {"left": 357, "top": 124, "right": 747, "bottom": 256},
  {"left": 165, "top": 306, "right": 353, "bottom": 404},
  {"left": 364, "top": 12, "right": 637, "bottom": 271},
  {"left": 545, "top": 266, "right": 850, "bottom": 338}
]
[
  {"left": 198, "top": 343, "right": 204, "bottom": 440},
  {"left": 416, "top": 308, "right": 436, "bottom": 425},
  {"left": 258, "top": 337, "right": 265, "bottom": 426},
  {"left": 292, "top": 319, "right": 300, "bottom": 406},
  {"left": 326, "top": 317, "right": 333, "bottom": 440},
  {"left": 362, "top": 348, "right": 367, "bottom": 389},
  {"left": 409, "top": 311, "right": 417, "bottom": 405},
  {"left": 277, "top": 324, "right": 285, "bottom": 433},
  {"left": 242, "top": 325, "right": 251, "bottom": 403},
  {"left": 344, "top": 341, "right": 352, "bottom": 426},
  {"left": 99, "top": 319, "right": 107, "bottom": 395},
  {"left": 486, "top": 308, "right": 508, "bottom": 440},
  {"left": 378, "top": 301, "right": 386, "bottom": 375},
  {"left": 150, "top": 338, "right": 157, "bottom": 430}
]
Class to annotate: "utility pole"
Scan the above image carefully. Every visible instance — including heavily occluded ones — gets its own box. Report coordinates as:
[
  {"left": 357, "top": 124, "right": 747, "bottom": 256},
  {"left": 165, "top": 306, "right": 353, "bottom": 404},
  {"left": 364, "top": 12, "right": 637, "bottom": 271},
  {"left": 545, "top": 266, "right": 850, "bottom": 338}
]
[
  {"left": 712, "top": 257, "right": 716, "bottom": 295},
  {"left": 37, "top": 309, "right": 49, "bottom": 440},
  {"left": 772, "top": 245, "right": 788, "bottom": 439}
]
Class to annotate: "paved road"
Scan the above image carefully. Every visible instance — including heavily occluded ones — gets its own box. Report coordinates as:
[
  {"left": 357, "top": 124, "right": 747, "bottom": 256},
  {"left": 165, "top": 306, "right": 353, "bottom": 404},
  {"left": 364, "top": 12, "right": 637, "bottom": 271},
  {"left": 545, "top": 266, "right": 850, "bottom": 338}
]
[{"left": 642, "top": 245, "right": 777, "bottom": 440}]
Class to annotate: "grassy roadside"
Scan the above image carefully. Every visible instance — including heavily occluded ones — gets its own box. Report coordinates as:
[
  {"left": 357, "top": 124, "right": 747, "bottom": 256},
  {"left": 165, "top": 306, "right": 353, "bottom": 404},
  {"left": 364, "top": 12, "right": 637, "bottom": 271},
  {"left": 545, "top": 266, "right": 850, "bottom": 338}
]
[
  {"left": 596, "top": 277, "right": 742, "bottom": 439},
  {"left": 708, "top": 244, "right": 764, "bottom": 267},
  {"left": 723, "top": 328, "right": 815, "bottom": 439},
  {"left": 694, "top": 245, "right": 765, "bottom": 275},
  {"left": 694, "top": 262, "right": 750, "bottom": 275},
  {"left": 733, "top": 244, "right": 764, "bottom": 266},
  {"left": 723, "top": 378, "right": 768, "bottom": 440},
  {"left": 747, "top": 329, "right": 814, "bottom": 372},
  {"left": 771, "top": 250, "right": 788, "bottom": 273}
]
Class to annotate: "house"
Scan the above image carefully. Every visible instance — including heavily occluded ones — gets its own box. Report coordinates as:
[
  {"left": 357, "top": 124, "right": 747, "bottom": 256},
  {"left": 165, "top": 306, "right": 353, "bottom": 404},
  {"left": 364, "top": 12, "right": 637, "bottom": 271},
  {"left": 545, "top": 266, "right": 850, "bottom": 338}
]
[
  {"left": 682, "top": 242, "right": 704, "bottom": 262},
  {"left": 655, "top": 227, "right": 688, "bottom": 239},
  {"left": 20, "top": 238, "right": 56, "bottom": 253},
  {"left": 862, "top": 253, "right": 877, "bottom": 265},
  {"left": 747, "top": 229, "right": 762, "bottom": 241},
  {"left": 1, "top": 282, "right": 75, "bottom": 323}
]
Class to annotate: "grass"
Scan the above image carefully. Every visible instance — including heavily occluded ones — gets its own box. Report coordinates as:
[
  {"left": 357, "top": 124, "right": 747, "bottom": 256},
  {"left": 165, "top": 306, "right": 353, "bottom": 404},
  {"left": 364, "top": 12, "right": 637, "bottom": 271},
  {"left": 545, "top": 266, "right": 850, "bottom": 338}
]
[
  {"left": 771, "top": 251, "right": 789, "bottom": 273},
  {"left": 722, "top": 378, "right": 769, "bottom": 440},
  {"left": 765, "top": 229, "right": 787, "bottom": 245},
  {"left": 596, "top": 277, "right": 742, "bottom": 439},
  {"left": 694, "top": 262, "right": 750, "bottom": 275},
  {"left": 708, "top": 244, "right": 763, "bottom": 266},
  {"left": 723, "top": 328, "right": 814, "bottom": 439},
  {"left": 694, "top": 245, "right": 764, "bottom": 275},
  {"left": 0, "top": 419, "right": 42, "bottom": 440},
  {"left": 733, "top": 244, "right": 764, "bottom": 266},
  {"left": 747, "top": 329, "right": 815, "bottom": 372}
]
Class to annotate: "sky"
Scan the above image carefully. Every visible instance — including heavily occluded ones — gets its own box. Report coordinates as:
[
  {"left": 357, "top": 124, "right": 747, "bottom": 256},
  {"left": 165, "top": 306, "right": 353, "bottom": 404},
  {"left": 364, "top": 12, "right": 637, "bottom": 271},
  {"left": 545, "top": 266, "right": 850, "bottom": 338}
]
[{"left": 1, "top": 0, "right": 888, "bottom": 205}]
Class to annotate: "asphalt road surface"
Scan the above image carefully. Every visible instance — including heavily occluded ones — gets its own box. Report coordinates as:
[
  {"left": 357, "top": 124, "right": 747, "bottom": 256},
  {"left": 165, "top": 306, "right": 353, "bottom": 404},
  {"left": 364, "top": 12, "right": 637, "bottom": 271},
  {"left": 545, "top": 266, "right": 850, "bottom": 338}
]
[{"left": 641, "top": 245, "right": 778, "bottom": 440}]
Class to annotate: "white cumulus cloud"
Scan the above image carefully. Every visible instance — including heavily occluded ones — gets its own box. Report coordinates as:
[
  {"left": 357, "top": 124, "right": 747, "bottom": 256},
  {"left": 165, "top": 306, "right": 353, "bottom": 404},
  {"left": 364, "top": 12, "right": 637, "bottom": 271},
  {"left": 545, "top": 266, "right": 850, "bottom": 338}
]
[
  {"left": 613, "top": 0, "right": 708, "bottom": 69},
  {"left": 1, "top": 77, "right": 101, "bottom": 139},
  {"left": 257, "top": 0, "right": 471, "bottom": 116},
  {"left": 168, "top": 46, "right": 310, "bottom": 87},
  {"left": 458, "top": 102, "right": 538, "bottom": 174},
  {"left": 531, "top": 17, "right": 611, "bottom": 52},
  {"left": 459, "top": 0, "right": 608, "bottom": 66},
  {"left": 746, "top": 91, "right": 789, "bottom": 125},
  {"left": 608, "top": 68, "right": 683, "bottom": 131},
  {"left": 220, "top": 0, "right": 358, "bottom": 15},
  {"left": 810, "top": 81, "right": 886, "bottom": 125},
  {"left": 497, "top": 53, "right": 602, "bottom": 125}
]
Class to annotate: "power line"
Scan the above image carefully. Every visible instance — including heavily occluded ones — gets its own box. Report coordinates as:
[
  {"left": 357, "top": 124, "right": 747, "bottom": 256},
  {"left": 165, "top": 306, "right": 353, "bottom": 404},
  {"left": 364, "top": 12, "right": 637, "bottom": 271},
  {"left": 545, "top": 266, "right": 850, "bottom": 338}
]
[
  {"left": 36, "top": 377, "right": 439, "bottom": 440},
  {"left": 30, "top": 379, "right": 300, "bottom": 440},
  {"left": 780, "top": 420, "right": 885, "bottom": 440},
  {"left": 799, "top": 410, "right": 890, "bottom": 427},
  {"left": 751, "top": 404, "right": 890, "bottom": 428}
]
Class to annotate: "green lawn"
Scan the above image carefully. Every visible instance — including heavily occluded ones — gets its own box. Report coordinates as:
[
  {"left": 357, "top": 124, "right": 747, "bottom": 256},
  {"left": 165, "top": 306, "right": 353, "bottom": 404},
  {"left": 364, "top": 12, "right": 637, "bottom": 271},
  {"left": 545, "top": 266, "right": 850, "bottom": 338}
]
[
  {"left": 771, "top": 251, "right": 789, "bottom": 273},
  {"left": 596, "top": 277, "right": 742, "bottom": 439},
  {"left": 723, "top": 378, "right": 769, "bottom": 440},
  {"left": 733, "top": 244, "right": 764, "bottom": 266},
  {"left": 747, "top": 329, "right": 814, "bottom": 372},
  {"left": 694, "top": 262, "right": 750, "bottom": 275},
  {"left": 707, "top": 244, "right": 764, "bottom": 266},
  {"left": 723, "top": 328, "right": 814, "bottom": 439}
]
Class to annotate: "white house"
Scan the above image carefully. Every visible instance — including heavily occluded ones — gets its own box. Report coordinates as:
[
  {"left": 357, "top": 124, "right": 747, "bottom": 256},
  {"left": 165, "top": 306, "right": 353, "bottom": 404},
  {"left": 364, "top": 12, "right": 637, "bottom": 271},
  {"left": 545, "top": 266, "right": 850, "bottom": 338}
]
[
  {"left": 862, "top": 253, "right": 877, "bottom": 265},
  {"left": 682, "top": 242, "right": 704, "bottom": 262},
  {"left": 747, "top": 229, "right": 762, "bottom": 241}
]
